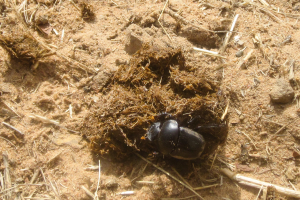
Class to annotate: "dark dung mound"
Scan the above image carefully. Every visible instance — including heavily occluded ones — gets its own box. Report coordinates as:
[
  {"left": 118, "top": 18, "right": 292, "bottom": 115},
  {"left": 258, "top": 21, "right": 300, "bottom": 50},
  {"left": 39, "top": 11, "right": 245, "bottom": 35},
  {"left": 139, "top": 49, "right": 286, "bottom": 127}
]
[{"left": 81, "top": 45, "right": 228, "bottom": 160}]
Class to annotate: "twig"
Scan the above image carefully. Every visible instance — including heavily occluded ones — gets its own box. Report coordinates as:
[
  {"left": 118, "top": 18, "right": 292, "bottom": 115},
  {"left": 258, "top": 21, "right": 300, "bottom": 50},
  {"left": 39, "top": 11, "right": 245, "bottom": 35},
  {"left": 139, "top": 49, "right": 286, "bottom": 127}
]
[
  {"left": 220, "top": 14, "right": 239, "bottom": 54},
  {"left": 221, "top": 168, "right": 300, "bottom": 198},
  {"left": 2, "top": 122, "right": 25, "bottom": 137},
  {"left": 135, "top": 153, "right": 204, "bottom": 200}
]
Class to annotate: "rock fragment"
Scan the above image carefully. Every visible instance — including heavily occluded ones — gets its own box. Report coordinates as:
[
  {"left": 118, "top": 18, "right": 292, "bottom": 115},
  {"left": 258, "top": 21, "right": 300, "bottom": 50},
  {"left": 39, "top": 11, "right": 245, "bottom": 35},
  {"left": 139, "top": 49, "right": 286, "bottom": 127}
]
[
  {"left": 269, "top": 79, "right": 294, "bottom": 104},
  {"left": 124, "top": 24, "right": 151, "bottom": 55}
]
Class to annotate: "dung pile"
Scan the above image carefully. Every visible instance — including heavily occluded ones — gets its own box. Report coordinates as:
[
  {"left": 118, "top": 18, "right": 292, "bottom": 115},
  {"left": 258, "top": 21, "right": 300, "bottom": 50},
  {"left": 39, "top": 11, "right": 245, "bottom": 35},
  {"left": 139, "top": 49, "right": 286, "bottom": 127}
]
[{"left": 81, "top": 45, "right": 228, "bottom": 160}]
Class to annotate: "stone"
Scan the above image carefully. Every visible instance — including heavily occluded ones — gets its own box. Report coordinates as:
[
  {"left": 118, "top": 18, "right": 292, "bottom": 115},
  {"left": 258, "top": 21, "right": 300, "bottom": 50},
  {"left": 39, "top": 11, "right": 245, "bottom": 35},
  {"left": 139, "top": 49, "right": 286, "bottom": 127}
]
[
  {"left": 124, "top": 24, "right": 151, "bottom": 55},
  {"left": 269, "top": 79, "right": 294, "bottom": 104},
  {"left": 53, "top": 134, "right": 84, "bottom": 149}
]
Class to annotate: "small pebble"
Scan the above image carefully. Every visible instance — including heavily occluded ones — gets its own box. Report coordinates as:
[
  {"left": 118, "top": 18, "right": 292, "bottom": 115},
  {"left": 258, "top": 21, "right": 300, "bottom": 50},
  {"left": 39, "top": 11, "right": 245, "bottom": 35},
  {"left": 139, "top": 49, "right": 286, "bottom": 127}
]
[{"left": 269, "top": 79, "right": 294, "bottom": 104}]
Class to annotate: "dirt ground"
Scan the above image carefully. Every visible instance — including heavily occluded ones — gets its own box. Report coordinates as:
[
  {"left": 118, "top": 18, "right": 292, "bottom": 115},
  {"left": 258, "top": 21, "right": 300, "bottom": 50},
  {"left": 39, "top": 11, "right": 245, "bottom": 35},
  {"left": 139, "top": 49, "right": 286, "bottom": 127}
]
[{"left": 0, "top": 0, "right": 300, "bottom": 199}]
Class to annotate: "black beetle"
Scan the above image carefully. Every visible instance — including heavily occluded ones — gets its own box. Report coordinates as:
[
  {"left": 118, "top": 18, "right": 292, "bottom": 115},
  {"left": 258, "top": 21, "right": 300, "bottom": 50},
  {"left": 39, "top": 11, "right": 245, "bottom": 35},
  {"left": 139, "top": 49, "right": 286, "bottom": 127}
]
[{"left": 146, "top": 119, "right": 206, "bottom": 160}]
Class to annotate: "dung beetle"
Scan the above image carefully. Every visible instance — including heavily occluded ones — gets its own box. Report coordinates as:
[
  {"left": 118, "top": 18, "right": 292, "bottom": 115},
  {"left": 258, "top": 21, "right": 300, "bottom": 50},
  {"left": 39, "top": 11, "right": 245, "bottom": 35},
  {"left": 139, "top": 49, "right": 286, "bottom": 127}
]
[{"left": 147, "top": 118, "right": 206, "bottom": 160}]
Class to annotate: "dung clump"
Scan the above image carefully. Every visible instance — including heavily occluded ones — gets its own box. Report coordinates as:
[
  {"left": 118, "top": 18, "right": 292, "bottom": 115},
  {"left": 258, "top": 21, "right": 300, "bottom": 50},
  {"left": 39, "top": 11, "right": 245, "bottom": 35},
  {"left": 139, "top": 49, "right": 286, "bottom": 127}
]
[
  {"left": 81, "top": 45, "right": 228, "bottom": 160},
  {"left": 79, "top": 1, "right": 95, "bottom": 22},
  {"left": 0, "top": 26, "right": 51, "bottom": 67}
]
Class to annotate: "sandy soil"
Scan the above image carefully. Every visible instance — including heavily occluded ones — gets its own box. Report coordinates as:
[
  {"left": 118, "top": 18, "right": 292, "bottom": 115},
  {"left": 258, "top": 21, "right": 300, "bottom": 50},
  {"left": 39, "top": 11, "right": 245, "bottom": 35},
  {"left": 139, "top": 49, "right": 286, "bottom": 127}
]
[{"left": 0, "top": 0, "right": 300, "bottom": 199}]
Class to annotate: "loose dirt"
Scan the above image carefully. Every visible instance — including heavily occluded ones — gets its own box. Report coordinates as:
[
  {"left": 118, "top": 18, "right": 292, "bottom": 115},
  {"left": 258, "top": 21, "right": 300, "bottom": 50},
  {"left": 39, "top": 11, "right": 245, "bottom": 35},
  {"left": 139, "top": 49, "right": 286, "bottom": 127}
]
[{"left": 0, "top": 0, "right": 300, "bottom": 199}]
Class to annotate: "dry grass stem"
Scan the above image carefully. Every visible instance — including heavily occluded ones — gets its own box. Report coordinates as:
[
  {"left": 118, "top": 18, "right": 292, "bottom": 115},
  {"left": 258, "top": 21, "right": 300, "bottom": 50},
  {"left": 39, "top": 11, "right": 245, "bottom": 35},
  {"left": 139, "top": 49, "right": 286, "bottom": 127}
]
[
  {"left": 258, "top": 0, "right": 270, "bottom": 7},
  {"left": 221, "top": 101, "right": 229, "bottom": 121},
  {"left": 289, "top": 60, "right": 295, "bottom": 82},
  {"left": 2, "top": 122, "right": 24, "bottom": 137},
  {"left": 29, "top": 114, "right": 60, "bottom": 125},
  {"left": 49, "top": 179, "right": 61, "bottom": 200},
  {"left": 2, "top": 100, "right": 21, "bottom": 118},
  {"left": 259, "top": 8, "right": 281, "bottom": 23},
  {"left": 94, "top": 160, "right": 101, "bottom": 200},
  {"left": 193, "top": 183, "right": 219, "bottom": 191},
  {"left": 217, "top": 157, "right": 235, "bottom": 171},
  {"left": 117, "top": 191, "right": 135, "bottom": 195},
  {"left": 236, "top": 130, "right": 258, "bottom": 150},
  {"left": 0, "top": 186, "right": 18, "bottom": 195},
  {"left": 220, "top": 14, "right": 239, "bottom": 54},
  {"left": 3, "top": 152, "right": 12, "bottom": 200},
  {"left": 221, "top": 168, "right": 300, "bottom": 198},
  {"left": 84, "top": 165, "right": 100, "bottom": 171},
  {"left": 0, "top": 136, "right": 17, "bottom": 149},
  {"left": 135, "top": 181, "right": 155, "bottom": 184},
  {"left": 29, "top": 114, "right": 80, "bottom": 134},
  {"left": 47, "top": 151, "right": 63, "bottom": 166},
  {"left": 193, "top": 47, "right": 226, "bottom": 59},
  {"left": 0, "top": 172, "right": 3, "bottom": 191},
  {"left": 210, "top": 152, "right": 218, "bottom": 170},
  {"left": 30, "top": 169, "right": 40, "bottom": 184},
  {"left": 162, "top": 195, "right": 198, "bottom": 200},
  {"left": 158, "top": 0, "right": 168, "bottom": 21},
  {"left": 163, "top": 9, "right": 212, "bottom": 33},
  {"left": 135, "top": 153, "right": 204, "bottom": 200},
  {"left": 40, "top": 168, "right": 49, "bottom": 190},
  {"left": 158, "top": 0, "right": 172, "bottom": 42},
  {"left": 266, "top": 117, "right": 299, "bottom": 154},
  {"left": 70, "top": 0, "right": 81, "bottom": 11},
  {"left": 69, "top": 104, "right": 73, "bottom": 118},
  {"left": 171, "top": 167, "right": 192, "bottom": 188},
  {"left": 81, "top": 185, "right": 95, "bottom": 199},
  {"left": 255, "top": 185, "right": 264, "bottom": 200},
  {"left": 131, "top": 163, "right": 148, "bottom": 182}
]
